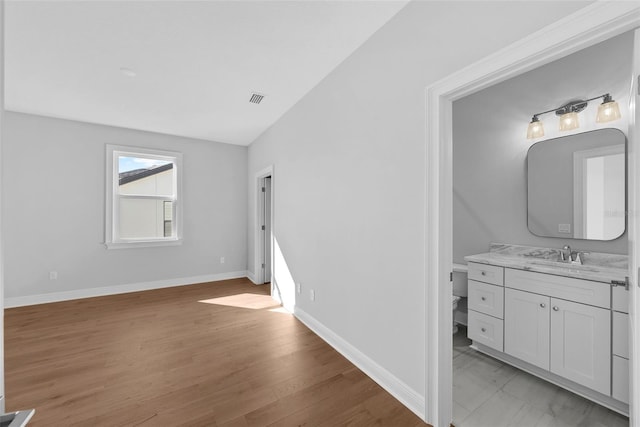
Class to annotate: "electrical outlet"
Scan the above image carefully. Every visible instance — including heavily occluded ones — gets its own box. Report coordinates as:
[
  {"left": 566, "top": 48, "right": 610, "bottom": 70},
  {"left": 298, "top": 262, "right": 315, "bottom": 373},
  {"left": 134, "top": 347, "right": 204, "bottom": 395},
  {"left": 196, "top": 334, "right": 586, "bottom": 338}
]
[
  {"left": 558, "top": 224, "right": 571, "bottom": 233},
  {"left": 309, "top": 289, "right": 315, "bottom": 302},
  {"left": 296, "top": 283, "right": 301, "bottom": 294},
  {"left": 220, "top": 257, "right": 225, "bottom": 264},
  {"left": 49, "top": 271, "right": 58, "bottom": 280}
]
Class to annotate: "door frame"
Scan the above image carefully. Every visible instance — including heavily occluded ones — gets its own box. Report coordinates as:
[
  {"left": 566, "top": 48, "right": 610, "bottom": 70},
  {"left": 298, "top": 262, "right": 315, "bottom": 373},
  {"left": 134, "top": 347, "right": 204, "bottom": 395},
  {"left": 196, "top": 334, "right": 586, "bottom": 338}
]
[
  {"left": 424, "top": 4, "right": 640, "bottom": 426},
  {"left": 573, "top": 143, "right": 626, "bottom": 239},
  {"left": 254, "top": 165, "right": 274, "bottom": 286},
  {"left": 629, "top": 26, "right": 640, "bottom": 427}
]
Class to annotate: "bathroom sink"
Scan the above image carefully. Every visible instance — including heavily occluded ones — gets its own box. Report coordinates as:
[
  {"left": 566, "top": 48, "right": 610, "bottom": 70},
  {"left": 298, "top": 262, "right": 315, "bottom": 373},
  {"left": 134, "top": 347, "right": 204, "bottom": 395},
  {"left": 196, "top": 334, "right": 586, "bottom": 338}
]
[{"left": 527, "top": 259, "right": 601, "bottom": 273}]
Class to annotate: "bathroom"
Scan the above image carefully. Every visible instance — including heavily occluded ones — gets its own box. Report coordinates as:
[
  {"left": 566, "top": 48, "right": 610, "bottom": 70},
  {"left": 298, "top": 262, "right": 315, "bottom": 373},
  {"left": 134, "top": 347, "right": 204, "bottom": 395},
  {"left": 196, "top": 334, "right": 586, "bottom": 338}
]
[{"left": 450, "top": 29, "right": 634, "bottom": 426}]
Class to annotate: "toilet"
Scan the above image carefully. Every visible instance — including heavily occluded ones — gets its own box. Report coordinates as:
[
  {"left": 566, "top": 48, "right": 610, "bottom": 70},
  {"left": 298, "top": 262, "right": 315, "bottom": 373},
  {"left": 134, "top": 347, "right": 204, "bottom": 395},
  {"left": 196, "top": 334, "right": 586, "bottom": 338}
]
[
  {"left": 452, "top": 264, "right": 468, "bottom": 334},
  {"left": 452, "top": 296, "right": 461, "bottom": 334}
]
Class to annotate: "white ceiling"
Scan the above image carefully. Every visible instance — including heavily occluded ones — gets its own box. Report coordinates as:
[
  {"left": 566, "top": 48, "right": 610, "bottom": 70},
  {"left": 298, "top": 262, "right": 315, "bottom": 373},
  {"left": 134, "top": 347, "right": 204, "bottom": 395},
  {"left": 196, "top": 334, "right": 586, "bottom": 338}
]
[{"left": 5, "top": 1, "right": 408, "bottom": 146}]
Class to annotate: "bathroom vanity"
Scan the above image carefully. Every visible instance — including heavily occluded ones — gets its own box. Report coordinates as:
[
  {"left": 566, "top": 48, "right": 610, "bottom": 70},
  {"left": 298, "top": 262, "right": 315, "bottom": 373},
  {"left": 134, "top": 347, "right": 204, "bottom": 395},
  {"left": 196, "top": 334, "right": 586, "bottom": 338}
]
[{"left": 465, "top": 244, "right": 629, "bottom": 416}]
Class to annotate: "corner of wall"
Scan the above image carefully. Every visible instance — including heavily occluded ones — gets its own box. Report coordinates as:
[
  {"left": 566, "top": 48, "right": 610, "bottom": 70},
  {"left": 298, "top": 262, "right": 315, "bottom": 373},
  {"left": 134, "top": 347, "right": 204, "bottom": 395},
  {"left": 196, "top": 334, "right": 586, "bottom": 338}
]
[{"left": 293, "top": 307, "right": 425, "bottom": 420}]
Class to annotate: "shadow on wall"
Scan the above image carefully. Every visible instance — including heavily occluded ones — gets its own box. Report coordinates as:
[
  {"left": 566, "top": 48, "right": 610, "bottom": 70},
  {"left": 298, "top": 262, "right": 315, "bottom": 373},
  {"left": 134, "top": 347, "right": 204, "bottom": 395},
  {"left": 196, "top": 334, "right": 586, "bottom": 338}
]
[{"left": 273, "top": 237, "right": 297, "bottom": 312}]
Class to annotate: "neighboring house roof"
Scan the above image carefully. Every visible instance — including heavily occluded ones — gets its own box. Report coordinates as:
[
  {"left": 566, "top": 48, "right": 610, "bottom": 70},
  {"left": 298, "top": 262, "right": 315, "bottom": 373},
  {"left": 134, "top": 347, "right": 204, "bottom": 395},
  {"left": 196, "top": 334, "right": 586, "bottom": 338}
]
[{"left": 119, "top": 163, "right": 173, "bottom": 186}]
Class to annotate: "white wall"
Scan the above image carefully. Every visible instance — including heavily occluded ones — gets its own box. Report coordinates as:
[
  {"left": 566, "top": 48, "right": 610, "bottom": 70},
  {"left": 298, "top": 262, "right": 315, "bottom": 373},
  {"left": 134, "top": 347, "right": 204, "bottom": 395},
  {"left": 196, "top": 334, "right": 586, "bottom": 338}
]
[
  {"left": 247, "top": 0, "right": 591, "bottom": 406},
  {"left": 2, "top": 112, "right": 248, "bottom": 301},
  {"left": 0, "top": 0, "right": 6, "bottom": 407},
  {"left": 453, "top": 32, "right": 633, "bottom": 263}
]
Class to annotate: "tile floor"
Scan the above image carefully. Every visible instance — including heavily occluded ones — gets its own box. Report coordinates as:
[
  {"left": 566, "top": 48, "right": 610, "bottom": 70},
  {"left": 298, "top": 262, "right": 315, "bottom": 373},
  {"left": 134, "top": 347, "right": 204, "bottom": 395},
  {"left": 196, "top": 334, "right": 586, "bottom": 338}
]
[{"left": 453, "top": 326, "right": 629, "bottom": 427}]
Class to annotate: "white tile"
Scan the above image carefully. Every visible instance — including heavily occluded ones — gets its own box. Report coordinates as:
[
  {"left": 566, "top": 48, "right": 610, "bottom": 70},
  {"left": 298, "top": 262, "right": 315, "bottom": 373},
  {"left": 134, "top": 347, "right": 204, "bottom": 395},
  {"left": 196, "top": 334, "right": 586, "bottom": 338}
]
[
  {"left": 453, "top": 366, "right": 499, "bottom": 413},
  {"left": 453, "top": 345, "right": 518, "bottom": 394},
  {"left": 452, "top": 400, "right": 471, "bottom": 426},
  {"left": 453, "top": 347, "right": 628, "bottom": 427},
  {"left": 510, "top": 403, "right": 574, "bottom": 427},
  {"left": 501, "top": 370, "right": 576, "bottom": 414},
  {"left": 578, "top": 403, "right": 629, "bottom": 427},
  {"left": 457, "top": 390, "right": 526, "bottom": 427}
]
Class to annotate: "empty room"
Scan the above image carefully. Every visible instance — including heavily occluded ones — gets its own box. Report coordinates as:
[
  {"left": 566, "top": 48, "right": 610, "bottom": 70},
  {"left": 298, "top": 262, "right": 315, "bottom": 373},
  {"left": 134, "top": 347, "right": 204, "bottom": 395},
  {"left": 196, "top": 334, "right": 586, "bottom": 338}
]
[{"left": 0, "top": 1, "right": 639, "bottom": 427}]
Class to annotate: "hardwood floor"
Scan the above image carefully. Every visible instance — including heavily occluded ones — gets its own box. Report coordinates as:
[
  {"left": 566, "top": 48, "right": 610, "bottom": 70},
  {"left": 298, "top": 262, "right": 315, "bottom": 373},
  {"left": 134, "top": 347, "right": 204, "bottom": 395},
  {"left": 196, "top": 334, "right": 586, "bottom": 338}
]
[{"left": 5, "top": 278, "right": 427, "bottom": 426}]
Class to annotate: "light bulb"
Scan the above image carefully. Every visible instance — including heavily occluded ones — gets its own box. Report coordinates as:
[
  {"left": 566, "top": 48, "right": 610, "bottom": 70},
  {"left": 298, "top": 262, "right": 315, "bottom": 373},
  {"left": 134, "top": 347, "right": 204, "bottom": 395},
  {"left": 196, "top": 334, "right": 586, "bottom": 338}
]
[
  {"left": 596, "top": 100, "right": 621, "bottom": 123},
  {"left": 526, "top": 117, "right": 544, "bottom": 139},
  {"left": 559, "top": 112, "right": 579, "bottom": 131}
]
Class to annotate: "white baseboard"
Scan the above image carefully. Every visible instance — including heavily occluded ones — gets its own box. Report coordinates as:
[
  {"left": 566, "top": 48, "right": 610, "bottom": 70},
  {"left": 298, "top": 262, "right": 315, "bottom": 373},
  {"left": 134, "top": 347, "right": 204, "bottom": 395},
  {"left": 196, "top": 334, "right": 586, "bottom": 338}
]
[
  {"left": 246, "top": 271, "right": 260, "bottom": 285},
  {"left": 5, "top": 271, "right": 249, "bottom": 308},
  {"left": 294, "top": 307, "right": 425, "bottom": 420}
]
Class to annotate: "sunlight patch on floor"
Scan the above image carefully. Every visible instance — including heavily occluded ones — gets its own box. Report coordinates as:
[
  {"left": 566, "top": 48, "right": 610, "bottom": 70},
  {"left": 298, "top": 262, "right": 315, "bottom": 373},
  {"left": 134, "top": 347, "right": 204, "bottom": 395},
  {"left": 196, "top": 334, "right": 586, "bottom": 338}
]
[
  {"left": 268, "top": 306, "right": 291, "bottom": 314},
  {"left": 199, "top": 293, "right": 285, "bottom": 311}
]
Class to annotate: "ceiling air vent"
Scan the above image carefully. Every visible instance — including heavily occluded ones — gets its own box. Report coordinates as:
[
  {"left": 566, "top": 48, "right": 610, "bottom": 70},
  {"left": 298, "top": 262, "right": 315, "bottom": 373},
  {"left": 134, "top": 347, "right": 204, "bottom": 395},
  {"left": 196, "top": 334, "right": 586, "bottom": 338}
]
[{"left": 249, "top": 93, "right": 265, "bottom": 104}]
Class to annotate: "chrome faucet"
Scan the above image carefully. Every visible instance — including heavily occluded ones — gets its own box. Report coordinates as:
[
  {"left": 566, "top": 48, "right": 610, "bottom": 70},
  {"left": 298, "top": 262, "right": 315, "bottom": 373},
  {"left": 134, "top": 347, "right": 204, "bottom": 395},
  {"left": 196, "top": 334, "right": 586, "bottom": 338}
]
[{"left": 560, "top": 245, "right": 587, "bottom": 264}]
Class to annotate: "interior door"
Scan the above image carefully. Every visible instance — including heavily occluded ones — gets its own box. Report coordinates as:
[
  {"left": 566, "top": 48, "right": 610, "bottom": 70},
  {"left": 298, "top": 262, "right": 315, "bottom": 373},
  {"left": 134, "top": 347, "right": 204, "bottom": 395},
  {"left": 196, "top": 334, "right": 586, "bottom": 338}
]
[{"left": 263, "top": 177, "right": 272, "bottom": 283}]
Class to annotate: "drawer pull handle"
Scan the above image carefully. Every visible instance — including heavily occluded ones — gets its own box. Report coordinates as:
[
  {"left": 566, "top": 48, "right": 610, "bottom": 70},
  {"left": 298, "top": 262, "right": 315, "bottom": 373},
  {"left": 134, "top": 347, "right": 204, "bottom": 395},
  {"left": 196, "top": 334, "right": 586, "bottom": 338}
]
[
  {"left": 553, "top": 306, "right": 559, "bottom": 311},
  {"left": 540, "top": 303, "right": 546, "bottom": 308},
  {"left": 481, "top": 296, "right": 486, "bottom": 301},
  {"left": 481, "top": 327, "right": 486, "bottom": 332}
]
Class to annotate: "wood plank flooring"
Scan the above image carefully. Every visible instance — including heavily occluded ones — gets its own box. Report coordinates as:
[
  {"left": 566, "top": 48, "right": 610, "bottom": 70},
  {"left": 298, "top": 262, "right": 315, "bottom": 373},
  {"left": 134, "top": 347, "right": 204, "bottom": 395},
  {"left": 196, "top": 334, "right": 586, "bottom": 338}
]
[{"left": 5, "top": 278, "right": 428, "bottom": 426}]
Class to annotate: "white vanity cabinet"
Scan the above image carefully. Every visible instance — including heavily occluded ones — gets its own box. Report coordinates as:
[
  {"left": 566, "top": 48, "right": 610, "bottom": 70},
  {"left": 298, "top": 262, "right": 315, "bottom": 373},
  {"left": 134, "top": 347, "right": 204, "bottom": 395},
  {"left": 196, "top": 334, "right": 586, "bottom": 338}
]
[
  {"left": 504, "top": 268, "right": 611, "bottom": 395},
  {"left": 466, "top": 258, "right": 627, "bottom": 415},
  {"left": 504, "top": 288, "right": 610, "bottom": 395}
]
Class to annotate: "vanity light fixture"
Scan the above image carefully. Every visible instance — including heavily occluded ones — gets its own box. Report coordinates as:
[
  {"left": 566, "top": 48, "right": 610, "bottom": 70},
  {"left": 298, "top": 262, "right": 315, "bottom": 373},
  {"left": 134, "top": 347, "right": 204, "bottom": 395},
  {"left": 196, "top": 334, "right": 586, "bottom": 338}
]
[
  {"left": 526, "top": 93, "right": 621, "bottom": 139},
  {"left": 596, "top": 93, "right": 621, "bottom": 123},
  {"left": 526, "top": 116, "right": 544, "bottom": 139}
]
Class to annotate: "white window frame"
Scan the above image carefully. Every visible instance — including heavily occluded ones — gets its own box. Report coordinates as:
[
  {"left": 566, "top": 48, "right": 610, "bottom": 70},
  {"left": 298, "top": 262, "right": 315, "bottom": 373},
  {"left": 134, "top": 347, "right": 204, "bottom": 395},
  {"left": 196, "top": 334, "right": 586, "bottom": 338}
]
[{"left": 105, "top": 144, "right": 183, "bottom": 249}]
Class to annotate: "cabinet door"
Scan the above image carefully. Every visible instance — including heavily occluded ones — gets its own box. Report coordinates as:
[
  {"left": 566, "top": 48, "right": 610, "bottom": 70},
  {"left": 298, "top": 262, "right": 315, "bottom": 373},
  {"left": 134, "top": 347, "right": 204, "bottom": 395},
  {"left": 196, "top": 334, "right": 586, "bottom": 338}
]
[
  {"left": 612, "top": 355, "right": 629, "bottom": 404},
  {"left": 504, "top": 288, "right": 550, "bottom": 370},
  {"left": 613, "top": 311, "right": 629, "bottom": 358},
  {"left": 550, "top": 298, "right": 611, "bottom": 395}
]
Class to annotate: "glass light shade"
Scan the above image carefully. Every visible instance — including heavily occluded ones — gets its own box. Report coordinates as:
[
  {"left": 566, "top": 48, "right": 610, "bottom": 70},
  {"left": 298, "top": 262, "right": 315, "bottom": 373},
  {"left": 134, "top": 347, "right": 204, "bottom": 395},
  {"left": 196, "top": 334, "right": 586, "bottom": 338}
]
[
  {"left": 596, "top": 101, "right": 621, "bottom": 123},
  {"left": 526, "top": 119, "right": 544, "bottom": 139},
  {"left": 559, "top": 112, "right": 579, "bottom": 131}
]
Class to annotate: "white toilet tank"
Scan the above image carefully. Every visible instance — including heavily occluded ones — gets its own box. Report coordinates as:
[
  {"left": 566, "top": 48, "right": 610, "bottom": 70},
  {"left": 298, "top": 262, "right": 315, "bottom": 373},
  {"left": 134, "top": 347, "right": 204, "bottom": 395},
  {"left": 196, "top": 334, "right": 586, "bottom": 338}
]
[{"left": 452, "top": 263, "right": 468, "bottom": 297}]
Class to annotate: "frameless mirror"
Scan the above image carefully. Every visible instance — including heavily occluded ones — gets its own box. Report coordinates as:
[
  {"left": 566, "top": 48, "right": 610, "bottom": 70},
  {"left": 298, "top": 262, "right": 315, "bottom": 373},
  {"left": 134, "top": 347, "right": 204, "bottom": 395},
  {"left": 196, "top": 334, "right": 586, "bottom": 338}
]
[{"left": 527, "top": 128, "right": 626, "bottom": 240}]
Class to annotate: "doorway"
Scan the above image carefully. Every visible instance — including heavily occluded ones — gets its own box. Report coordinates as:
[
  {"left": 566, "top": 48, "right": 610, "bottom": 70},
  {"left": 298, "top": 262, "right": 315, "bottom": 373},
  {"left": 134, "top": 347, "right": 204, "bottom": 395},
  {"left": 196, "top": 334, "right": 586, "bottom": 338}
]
[
  {"left": 261, "top": 176, "right": 272, "bottom": 285},
  {"left": 425, "top": 5, "right": 640, "bottom": 427},
  {"left": 254, "top": 165, "right": 274, "bottom": 291}
]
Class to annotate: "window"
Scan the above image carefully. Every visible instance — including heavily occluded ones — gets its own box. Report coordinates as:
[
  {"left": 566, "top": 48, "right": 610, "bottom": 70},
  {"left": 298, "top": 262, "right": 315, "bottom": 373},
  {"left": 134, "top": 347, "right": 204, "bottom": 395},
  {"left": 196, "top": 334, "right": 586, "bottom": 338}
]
[{"left": 106, "top": 145, "right": 182, "bottom": 248}]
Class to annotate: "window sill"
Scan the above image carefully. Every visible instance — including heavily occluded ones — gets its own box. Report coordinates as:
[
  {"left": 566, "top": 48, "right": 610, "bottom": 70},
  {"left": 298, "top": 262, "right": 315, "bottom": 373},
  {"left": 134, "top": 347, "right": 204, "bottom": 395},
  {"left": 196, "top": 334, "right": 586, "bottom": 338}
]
[{"left": 105, "top": 239, "right": 183, "bottom": 250}]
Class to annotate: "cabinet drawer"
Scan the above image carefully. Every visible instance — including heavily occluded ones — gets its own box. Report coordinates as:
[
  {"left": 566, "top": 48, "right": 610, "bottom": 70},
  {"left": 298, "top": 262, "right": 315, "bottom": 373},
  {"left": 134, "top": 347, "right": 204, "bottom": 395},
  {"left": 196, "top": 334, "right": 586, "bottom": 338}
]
[
  {"left": 468, "top": 262, "right": 504, "bottom": 286},
  {"left": 612, "top": 355, "right": 629, "bottom": 404},
  {"left": 505, "top": 268, "right": 610, "bottom": 309},
  {"left": 613, "top": 311, "right": 629, "bottom": 359},
  {"left": 612, "top": 285, "right": 629, "bottom": 313},
  {"left": 468, "top": 280, "right": 504, "bottom": 319},
  {"left": 468, "top": 310, "right": 503, "bottom": 352}
]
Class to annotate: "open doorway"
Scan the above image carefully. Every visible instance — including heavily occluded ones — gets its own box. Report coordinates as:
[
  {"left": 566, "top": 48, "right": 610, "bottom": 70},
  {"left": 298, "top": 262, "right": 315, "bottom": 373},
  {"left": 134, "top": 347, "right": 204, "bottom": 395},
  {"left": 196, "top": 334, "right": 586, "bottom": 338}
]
[
  {"left": 261, "top": 176, "right": 272, "bottom": 285},
  {"left": 254, "top": 165, "right": 274, "bottom": 294},
  {"left": 451, "top": 30, "right": 632, "bottom": 426},
  {"left": 424, "top": 5, "right": 640, "bottom": 427}
]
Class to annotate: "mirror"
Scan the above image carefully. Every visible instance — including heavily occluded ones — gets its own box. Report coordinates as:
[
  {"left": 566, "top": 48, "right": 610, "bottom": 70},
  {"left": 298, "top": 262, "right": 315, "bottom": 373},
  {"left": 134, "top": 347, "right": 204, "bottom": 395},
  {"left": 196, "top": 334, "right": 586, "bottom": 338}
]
[{"left": 527, "top": 128, "right": 626, "bottom": 240}]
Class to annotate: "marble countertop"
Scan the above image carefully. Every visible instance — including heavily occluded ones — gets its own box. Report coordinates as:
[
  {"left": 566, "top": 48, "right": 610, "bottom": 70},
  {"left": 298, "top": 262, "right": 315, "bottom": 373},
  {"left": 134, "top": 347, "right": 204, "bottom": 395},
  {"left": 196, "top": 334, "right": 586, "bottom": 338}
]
[{"left": 464, "top": 243, "right": 628, "bottom": 284}]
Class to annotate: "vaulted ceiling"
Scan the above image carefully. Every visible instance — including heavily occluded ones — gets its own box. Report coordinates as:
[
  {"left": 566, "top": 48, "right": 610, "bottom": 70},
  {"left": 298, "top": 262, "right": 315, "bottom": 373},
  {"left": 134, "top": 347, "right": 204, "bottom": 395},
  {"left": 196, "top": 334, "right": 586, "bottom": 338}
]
[{"left": 5, "top": 1, "right": 408, "bottom": 145}]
